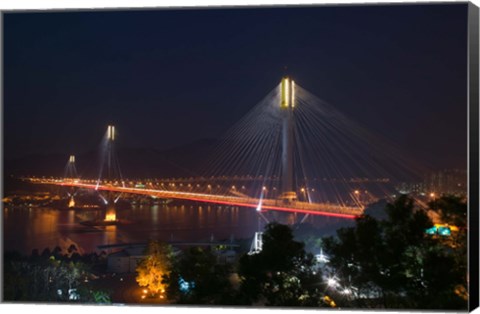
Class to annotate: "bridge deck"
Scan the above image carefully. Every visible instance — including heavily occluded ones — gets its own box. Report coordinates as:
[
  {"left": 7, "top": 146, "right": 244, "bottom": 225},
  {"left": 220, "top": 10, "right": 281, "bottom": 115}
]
[{"left": 28, "top": 179, "right": 363, "bottom": 219}]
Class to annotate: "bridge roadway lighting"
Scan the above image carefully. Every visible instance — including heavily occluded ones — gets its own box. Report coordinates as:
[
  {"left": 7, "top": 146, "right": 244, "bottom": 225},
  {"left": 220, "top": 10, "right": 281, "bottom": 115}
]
[{"left": 300, "top": 187, "right": 307, "bottom": 201}]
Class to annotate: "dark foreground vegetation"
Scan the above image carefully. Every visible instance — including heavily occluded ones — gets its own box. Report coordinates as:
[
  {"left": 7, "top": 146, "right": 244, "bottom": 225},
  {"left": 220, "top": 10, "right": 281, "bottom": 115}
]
[
  {"left": 4, "top": 247, "right": 111, "bottom": 303},
  {"left": 3, "top": 195, "right": 468, "bottom": 309}
]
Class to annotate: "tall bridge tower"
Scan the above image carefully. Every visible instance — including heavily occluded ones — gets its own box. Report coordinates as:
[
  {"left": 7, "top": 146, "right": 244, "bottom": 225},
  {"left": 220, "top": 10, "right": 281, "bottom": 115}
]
[{"left": 279, "top": 77, "right": 297, "bottom": 203}]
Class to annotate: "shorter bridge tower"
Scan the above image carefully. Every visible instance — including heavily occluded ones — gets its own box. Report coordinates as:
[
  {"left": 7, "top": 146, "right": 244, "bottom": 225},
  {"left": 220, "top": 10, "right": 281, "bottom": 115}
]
[
  {"left": 64, "top": 154, "right": 78, "bottom": 208},
  {"left": 98, "top": 125, "right": 123, "bottom": 221}
]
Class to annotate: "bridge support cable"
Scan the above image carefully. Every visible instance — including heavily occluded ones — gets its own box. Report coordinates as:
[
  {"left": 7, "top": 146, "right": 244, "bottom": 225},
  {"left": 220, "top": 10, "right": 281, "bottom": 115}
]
[
  {"left": 199, "top": 86, "right": 284, "bottom": 200},
  {"left": 292, "top": 84, "right": 430, "bottom": 206},
  {"left": 32, "top": 77, "right": 433, "bottom": 222}
]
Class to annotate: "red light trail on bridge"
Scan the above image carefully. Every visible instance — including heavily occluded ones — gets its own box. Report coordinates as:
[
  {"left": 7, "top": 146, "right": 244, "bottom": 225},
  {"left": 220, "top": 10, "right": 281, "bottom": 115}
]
[{"left": 30, "top": 179, "right": 361, "bottom": 219}]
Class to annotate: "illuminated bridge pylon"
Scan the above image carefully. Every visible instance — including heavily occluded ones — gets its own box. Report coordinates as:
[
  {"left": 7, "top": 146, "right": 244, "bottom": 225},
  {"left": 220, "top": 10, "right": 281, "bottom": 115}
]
[
  {"left": 279, "top": 77, "right": 297, "bottom": 204},
  {"left": 97, "top": 125, "right": 124, "bottom": 222},
  {"left": 64, "top": 155, "right": 78, "bottom": 208}
]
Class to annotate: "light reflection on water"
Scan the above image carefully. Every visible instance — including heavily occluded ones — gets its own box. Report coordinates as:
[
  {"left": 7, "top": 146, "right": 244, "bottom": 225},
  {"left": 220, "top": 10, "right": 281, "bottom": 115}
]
[
  {"left": 3, "top": 203, "right": 260, "bottom": 254},
  {"left": 3, "top": 203, "right": 351, "bottom": 254}
]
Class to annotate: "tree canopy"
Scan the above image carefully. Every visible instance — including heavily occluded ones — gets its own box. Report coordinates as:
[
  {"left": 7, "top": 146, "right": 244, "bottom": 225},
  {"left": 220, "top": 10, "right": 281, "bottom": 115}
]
[
  {"left": 3, "top": 249, "right": 110, "bottom": 303},
  {"left": 136, "top": 240, "right": 173, "bottom": 296},
  {"left": 164, "top": 246, "right": 235, "bottom": 305},
  {"left": 323, "top": 194, "right": 468, "bottom": 309},
  {"left": 238, "top": 222, "right": 324, "bottom": 307}
]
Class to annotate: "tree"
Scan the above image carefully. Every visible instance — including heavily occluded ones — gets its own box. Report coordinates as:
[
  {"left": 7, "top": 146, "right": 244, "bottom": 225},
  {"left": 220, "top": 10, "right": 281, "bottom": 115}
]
[
  {"left": 165, "top": 246, "right": 235, "bottom": 305},
  {"left": 3, "top": 251, "right": 30, "bottom": 301},
  {"left": 136, "top": 240, "right": 173, "bottom": 296},
  {"left": 323, "top": 195, "right": 468, "bottom": 309},
  {"left": 4, "top": 249, "right": 94, "bottom": 302},
  {"left": 429, "top": 195, "right": 467, "bottom": 228},
  {"left": 238, "top": 223, "right": 324, "bottom": 307},
  {"left": 89, "top": 290, "right": 112, "bottom": 304},
  {"left": 428, "top": 195, "right": 468, "bottom": 306}
]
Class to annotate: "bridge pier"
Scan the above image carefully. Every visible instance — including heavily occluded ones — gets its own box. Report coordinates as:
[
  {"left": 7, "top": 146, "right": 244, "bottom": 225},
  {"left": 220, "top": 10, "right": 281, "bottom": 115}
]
[
  {"left": 105, "top": 192, "right": 117, "bottom": 221},
  {"left": 68, "top": 195, "right": 76, "bottom": 208}
]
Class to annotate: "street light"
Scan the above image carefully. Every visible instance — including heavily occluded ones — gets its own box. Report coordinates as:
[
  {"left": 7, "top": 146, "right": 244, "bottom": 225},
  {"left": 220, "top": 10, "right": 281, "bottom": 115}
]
[
  {"left": 327, "top": 277, "right": 338, "bottom": 287},
  {"left": 300, "top": 187, "right": 307, "bottom": 201},
  {"left": 341, "top": 288, "right": 351, "bottom": 295}
]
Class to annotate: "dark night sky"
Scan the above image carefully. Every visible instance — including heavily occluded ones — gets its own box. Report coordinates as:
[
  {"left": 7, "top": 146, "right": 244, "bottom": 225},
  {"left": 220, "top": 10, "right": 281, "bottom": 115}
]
[{"left": 3, "top": 3, "right": 468, "bottom": 170}]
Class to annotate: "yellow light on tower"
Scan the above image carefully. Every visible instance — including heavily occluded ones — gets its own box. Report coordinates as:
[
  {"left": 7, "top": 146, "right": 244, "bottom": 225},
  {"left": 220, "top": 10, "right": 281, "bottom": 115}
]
[
  {"left": 281, "top": 77, "right": 296, "bottom": 109},
  {"left": 281, "top": 77, "right": 290, "bottom": 108},
  {"left": 285, "top": 78, "right": 289, "bottom": 107},
  {"left": 107, "top": 125, "right": 115, "bottom": 141},
  {"left": 291, "top": 80, "right": 295, "bottom": 108}
]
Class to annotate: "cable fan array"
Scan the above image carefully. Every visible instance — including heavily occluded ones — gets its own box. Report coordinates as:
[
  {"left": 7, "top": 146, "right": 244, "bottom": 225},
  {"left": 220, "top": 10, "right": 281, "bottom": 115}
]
[{"left": 200, "top": 81, "right": 428, "bottom": 207}]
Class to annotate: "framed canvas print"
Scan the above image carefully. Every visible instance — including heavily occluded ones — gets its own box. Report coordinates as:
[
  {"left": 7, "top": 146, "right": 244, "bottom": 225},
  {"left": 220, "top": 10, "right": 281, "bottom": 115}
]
[{"left": 1, "top": 1, "right": 479, "bottom": 312}]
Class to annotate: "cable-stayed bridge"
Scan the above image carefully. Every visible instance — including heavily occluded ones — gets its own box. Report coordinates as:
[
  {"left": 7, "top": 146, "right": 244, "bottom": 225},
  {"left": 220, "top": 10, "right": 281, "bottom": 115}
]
[
  {"left": 27, "top": 177, "right": 361, "bottom": 219},
  {"left": 24, "top": 77, "right": 425, "bottom": 222}
]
